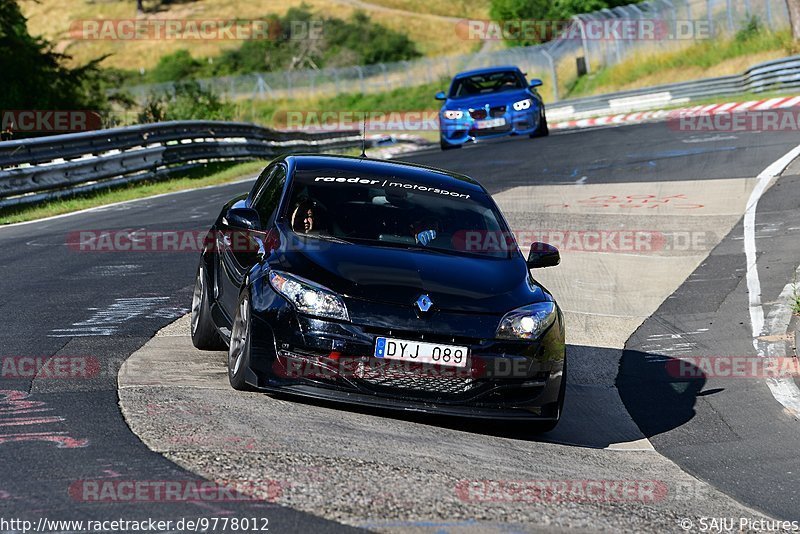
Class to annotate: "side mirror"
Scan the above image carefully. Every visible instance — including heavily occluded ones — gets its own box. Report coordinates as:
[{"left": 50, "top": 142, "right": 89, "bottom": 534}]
[
  {"left": 223, "top": 207, "right": 260, "bottom": 230},
  {"left": 527, "top": 242, "right": 560, "bottom": 268},
  {"left": 435, "top": 91, "right": 447, "bottom": 100},
  {"left": 529, "top": 79, "right": 543, "bottom": 88}
]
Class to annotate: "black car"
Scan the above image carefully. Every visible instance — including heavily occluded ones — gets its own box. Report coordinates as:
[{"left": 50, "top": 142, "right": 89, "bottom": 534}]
[{"left": 191, "top": 155, "right": 566, "bottom": 430}]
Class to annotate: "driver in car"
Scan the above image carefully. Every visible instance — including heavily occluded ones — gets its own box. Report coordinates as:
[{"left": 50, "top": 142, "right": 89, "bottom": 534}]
[{"left": 291, "top": 200, "right": 326, "bottom": 234}]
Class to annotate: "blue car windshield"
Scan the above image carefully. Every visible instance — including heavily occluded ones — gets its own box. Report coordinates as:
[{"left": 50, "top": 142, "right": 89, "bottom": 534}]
[
  {"left": 285, "top": 169, "right": 513, "bottom": 258},
  {"left": 450, "top": 71, "right": 525, "bottom": 97}
]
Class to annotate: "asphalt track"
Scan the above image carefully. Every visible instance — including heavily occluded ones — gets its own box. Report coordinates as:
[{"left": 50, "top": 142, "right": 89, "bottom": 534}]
[{"left": 1, "top": 121, "right": 800, "bottom": 532}]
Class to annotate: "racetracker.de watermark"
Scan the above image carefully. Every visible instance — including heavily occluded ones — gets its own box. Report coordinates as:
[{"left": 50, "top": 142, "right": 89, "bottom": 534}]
[
  {"left": 1, "top": 111, "right": 102, "bottom": 133},
  {"left": 275, "top": 111, "right": 441, "bottom": 132},
  {"left": 455, "top": 19, "right": 712, "bottom": 41},
  {"left": 669, "top": 110, "right": 800, "bottom": 132},
  {"left": 69, "top": 19, "right": 323, "bottom": 40},
  {"left": 455, "top": 479, "right": 668, "bottom": 503},
  {"left": 666, "top": 357, "right": 800, "bottom": 379},
  {"left": 455, "top": 230, "right": 713, "bottom": 253},
  {"left": 0, "top": 356, "right": 100, "bottom": 379},
  {"left": 68, "top": 479, "right": 283, "bottom": 502}
]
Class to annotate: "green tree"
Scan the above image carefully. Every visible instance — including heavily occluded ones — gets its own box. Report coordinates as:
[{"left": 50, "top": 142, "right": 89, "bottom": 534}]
[{"left": 0, "top": 0, "right": 108, "bottom": 111}]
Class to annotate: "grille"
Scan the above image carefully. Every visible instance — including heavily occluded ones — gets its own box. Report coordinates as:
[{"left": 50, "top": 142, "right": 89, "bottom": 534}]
[
  {"left": 489, "top": 106, "right": 506, "bottom": 118},
  {"left": 354, "top": 361, "right": 476, "bottom": 396},
  {"left": 469, "top": 108, "right": 487, "bottom": 119}
]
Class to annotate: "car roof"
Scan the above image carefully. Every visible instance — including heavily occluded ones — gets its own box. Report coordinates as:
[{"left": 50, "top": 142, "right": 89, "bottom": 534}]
[
  {"left": 453, "top": 66, "right": 522, "bottom": 79},
  {"left": 285, "top": 154, "right": 487, "bottom": 194}
]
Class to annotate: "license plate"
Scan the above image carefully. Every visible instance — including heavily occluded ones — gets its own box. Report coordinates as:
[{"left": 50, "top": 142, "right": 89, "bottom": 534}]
[
  {"left": 374, "top": 337, "right": 468, "bottom": 368},
  {"left": 475, "top": 117, "right": 506, "bottom": 129}
]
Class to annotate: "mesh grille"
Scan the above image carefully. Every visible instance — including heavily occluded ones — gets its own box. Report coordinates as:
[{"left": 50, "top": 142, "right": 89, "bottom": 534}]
[{"left": 355, "top": 361, "right": 476, "bottom": 396}]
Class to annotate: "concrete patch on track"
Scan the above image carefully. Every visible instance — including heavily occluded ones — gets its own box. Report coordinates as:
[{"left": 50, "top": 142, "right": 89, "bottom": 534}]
[{"left": 119, "top": 316, "right": 770, "bottom": 532}]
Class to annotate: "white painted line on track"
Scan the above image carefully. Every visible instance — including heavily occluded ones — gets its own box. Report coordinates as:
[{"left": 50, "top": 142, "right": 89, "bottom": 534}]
[{"left": 744, "top": 142, "right": 800, "bottom": 415}]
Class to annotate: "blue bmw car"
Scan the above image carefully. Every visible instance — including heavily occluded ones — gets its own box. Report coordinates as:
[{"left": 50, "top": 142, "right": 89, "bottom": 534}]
[{"left": 436, "top": 66, "right": 548, "bottom": 150}]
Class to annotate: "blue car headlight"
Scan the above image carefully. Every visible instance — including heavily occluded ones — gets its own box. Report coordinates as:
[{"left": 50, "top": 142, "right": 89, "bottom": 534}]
[
  {"left": 512, "top": 99, "right": 532, "bottom": 111},
  {"left": 443, "top": 110, "right": 464, "bottom": 120},
  {"left": 269, "top": 270, "right": 349, "bottom": 321},
  {"left": 496, "top": 302, "right": 556, "bottom": 340}
]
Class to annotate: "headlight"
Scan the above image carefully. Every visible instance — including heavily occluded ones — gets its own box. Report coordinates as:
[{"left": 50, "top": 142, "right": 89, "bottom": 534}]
[
  {"left": 512, "top": 99, "right": 532, "bottom": 111},
  {"left": 496, "top": 302, "right": 556, "bottom": 340},
  {"left": 443, "top": 110, "right": 464, "bottom": 120},
  {"left": 269, "top": 270, "right": 349, "bottom": 321}
]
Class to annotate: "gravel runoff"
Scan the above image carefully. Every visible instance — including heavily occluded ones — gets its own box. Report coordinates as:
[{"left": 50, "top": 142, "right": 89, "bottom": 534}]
[{"left": 118, "top": 317, "right": 777, "bottom": 534}]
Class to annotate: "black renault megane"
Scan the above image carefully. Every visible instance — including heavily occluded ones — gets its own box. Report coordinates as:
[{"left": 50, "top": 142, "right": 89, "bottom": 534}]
[{"left": 191, "top": 154, "right": 566, "bottom": 430}]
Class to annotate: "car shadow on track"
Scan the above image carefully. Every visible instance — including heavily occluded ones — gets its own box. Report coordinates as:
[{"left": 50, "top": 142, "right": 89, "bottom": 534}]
[
  {"left": 268, "top": 345, "right": 705, "bottom": 449},
  {"left": 616, "top": 349, "right": 706, "bottom": 439}
]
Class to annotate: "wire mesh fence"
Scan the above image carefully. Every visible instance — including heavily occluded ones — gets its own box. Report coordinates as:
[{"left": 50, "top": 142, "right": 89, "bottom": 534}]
[{"left": 119, "top": 0, "right": 791, "bottom": 105}]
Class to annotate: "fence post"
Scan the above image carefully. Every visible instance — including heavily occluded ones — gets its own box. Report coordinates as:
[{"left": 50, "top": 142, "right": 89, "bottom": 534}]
[
  {"left": 285, "top": 72, "right": 293, "bottom": 100},
  {"left": 726, "top": 0, "right": 734, "bottom": 32},
  {"left": 707, "top": 0, "right": 715, "bottom": 39},
  {"left": 766, "top": 0, "right": 773, "bottom": 28},
  {"left": 541, "top": 49, "right": 558, "bottom": 102},
  {"left": 571, "top": 15, "right": 592, "bottom": 74},
  {"left": 381, "top": 63, "right": 389, "bottom": 92},
  {"left": 355, "top": 66, "right": 365, "bottom": 94}
]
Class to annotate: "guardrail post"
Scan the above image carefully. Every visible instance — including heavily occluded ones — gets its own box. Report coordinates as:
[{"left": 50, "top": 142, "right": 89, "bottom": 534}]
[{"left": 542, "top": 50, "right": 559, "bottom": 102}]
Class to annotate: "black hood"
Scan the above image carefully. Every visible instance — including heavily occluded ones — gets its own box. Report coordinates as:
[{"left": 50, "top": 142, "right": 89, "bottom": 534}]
[{"left": 270, "top": 226, "right": 547, "bottom": 314}]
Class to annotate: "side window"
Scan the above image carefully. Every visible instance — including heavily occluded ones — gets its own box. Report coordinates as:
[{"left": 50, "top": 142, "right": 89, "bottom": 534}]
[{"left": 253, "top": 165, "right": 287, "bottom": 226}]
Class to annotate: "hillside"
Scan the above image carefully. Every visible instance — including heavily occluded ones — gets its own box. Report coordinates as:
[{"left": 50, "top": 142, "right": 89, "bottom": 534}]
[{"left": 19, "top": 0, "right": 490, "bottom": 71}]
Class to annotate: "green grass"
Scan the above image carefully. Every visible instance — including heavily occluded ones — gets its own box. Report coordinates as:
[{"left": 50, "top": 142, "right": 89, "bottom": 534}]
[
  {"left": 567, "top": 29, "right": 793, "bottom": 98},
  {"left": 792, "top": 279, "right": 800, "bottom": 316},
  {"left": 0, "top": 160, "right": 267, "bottom": 225}
]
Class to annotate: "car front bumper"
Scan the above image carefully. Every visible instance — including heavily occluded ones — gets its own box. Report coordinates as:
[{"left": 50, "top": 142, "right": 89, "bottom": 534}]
[
  {"left": 440, "top": 108, "right": 540, "bottom": 146},
  {"left": 243, "top": 280, "right": 566, "bottom": 421}
]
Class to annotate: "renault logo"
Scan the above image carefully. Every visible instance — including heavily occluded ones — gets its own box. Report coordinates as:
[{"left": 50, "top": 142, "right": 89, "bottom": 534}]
[{"left": 415, "top": 294, "right": 433, "bottom": 313}]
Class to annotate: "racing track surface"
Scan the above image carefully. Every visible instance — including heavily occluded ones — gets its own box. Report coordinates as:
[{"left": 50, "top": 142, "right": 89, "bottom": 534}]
[{"left": 1, "top": 121, "right": 800, "bottom": 532}]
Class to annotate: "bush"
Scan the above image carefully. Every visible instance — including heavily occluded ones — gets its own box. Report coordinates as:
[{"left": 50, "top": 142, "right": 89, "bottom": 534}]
[
  {"left": 150, "top": 50, "right": 203, "bottom": 83},
  {"left": 138, "top": 81, "right": 235, "bottom": 123}
]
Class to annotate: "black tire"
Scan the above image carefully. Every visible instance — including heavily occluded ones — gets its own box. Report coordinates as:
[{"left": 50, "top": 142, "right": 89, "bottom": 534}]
[
  {"left": 531, "top": 357, "right": 566, "bottom": 433},
  {"left": 530, "top": 109, "right": 549, "bottom": 138},
  {"left": 191, "top": 262, "right": 227, "bottom": 351},
  {"left": 227, "top": 292, "right": 255, "bottom": 391},
  {"left": 440, "top": 139, "right": 462, "bottom": 150}
]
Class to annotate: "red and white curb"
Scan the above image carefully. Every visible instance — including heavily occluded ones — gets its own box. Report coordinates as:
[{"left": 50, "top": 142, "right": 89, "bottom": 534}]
[{"left": 550, "top": 95, "right": 800, "bottom": 131}]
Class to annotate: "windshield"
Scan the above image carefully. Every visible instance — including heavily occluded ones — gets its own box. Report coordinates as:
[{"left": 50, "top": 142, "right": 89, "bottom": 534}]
[
  {"left": 450, "top": 71, "right": 525, "bottom": 98},
  {"left": 285, "top": 169, "right": 512, "bottom": 258}
]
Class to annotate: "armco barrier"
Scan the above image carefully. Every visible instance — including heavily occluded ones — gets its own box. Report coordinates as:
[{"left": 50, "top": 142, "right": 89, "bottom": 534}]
[
  {"left": 548, "top": 55, "right": 800, "bottom": 121},
  {"left": 0, "top": 121, "right": 361, "bottom": 209}
]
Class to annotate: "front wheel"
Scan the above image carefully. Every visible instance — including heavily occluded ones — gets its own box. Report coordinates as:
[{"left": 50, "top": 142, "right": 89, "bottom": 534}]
[
  {"left": 530, "top": 109, "right": 549, "bottom": 138},
  {"left": 440, "top": 139, "right": 462, "bottom": 150},
  {"left": 191, "top": 263, "right": 226, "bottom": 351},
  {"left": 228, "top": 293, "right": 255, "bottom": 391}
]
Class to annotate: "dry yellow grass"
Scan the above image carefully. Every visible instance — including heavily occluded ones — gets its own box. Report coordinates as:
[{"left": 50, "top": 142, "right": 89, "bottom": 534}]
[
  {"left": 19, "top": 0, "right": 477, "bottom": 70},
  {"left": 607, "top": 50, "right": 788, "bottom": 93}
]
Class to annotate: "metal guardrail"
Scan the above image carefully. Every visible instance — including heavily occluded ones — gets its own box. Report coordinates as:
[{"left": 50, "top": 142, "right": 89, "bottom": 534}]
[
  {"left": 0, "top": 121, "right": 361, "bottom": 210},
  {"left": 548, "top": 55, "right": 800, "bottom": 120}
]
